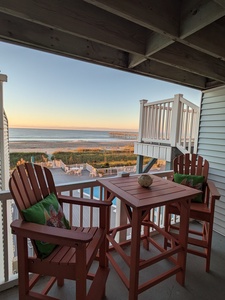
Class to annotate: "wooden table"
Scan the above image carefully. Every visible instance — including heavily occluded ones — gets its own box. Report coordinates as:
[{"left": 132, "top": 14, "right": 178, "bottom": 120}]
[{"left": 98, "top": 174, "right": 201, "bottom": 300}]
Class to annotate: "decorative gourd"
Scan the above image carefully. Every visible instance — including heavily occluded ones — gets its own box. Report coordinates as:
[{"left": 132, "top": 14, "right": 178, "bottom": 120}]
[{"left": 138, "top": 174, "right": 153, "bottom": 188}]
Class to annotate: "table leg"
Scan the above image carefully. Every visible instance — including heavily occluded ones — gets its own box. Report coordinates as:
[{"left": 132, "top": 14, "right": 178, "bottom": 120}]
[
  {"left": 129, "top": 208, "right": 142, "bottom": 300},
  {"left": 176, "top": 199, "right": 190, "bottom": 285}
]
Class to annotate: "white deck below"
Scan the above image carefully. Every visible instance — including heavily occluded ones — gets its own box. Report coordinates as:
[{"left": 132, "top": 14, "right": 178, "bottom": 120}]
[{"left": 134, "top": 142, "right": 172, "bottom": 161}]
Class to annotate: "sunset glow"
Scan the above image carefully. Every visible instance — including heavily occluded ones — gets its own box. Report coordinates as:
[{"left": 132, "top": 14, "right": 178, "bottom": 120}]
[{"left": 1, "top": 42, "right": 201, "bottom": 131}]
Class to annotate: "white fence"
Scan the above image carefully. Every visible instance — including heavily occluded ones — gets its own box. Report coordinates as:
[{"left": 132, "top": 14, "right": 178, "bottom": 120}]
[{"left": 138, "top": 94, "right": 199, "bottom": 154}]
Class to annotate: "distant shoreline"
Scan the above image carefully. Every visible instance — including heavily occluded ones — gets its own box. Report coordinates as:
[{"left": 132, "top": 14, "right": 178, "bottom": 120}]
[{"left": 9, "top": 140, "right": 135, "bottom": 154}]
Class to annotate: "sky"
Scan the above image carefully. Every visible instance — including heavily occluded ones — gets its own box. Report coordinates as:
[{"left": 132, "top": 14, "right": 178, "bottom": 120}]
[{"left": 0, "top": 41, "right": 202, "bottom": 131}]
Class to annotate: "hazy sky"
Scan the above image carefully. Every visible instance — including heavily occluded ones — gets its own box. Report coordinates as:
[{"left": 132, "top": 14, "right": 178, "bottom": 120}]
[{"left": 0, "top": 41, "right": 202, "bottom": 131}]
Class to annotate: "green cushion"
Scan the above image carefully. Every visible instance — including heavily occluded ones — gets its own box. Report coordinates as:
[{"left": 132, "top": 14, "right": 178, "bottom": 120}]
[
  {"left": 22, "top": 193, "right": 70, "bottom": 258},
  {"left": 173, "top": 173, "right": 205, "bottom": 203}
]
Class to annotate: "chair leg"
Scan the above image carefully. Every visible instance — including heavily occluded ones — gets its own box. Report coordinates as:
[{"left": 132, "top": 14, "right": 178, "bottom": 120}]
[
  {"left": 57, "top": 278, "right": 64, "bottom": 286},
  {"left": 98, "top": 206, "right": 110, "bottom": 298},
  {"left": 164, "top": 206, "right": 170, "bottom": 250},
  {"left": 17, "top": 237, "right": 30, "bottom": 299},
  {"left": 99, "top": 206, "right": 110, "bottom": 270},
  {"left": 75, "top": 244, "right": 87, "bottom": 300},
  {"left": 143, "top": 212, "right": 150, "bottom": 250},
  {"left": 204, "top": 221, "right": 212, "bottom": 272}
]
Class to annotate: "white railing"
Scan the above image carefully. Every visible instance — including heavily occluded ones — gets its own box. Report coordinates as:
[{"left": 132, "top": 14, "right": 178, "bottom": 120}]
[
  {"left": 96, "top": 165, "right": 137, "bottom": 177},
  {"left": 0, "top": 170, "right": 173, "bottom": 292},
  {"left": 62, "top": 163, "right": 137, "bottom": 178},
  {"left": 138, "top": 94, "right": 199, "bottom": 154}
]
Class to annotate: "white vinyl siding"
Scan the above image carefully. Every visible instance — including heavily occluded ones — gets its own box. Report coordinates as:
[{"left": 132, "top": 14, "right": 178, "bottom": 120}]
[{"left": 198, "top": 86, "right": 225, "bottom": 236}]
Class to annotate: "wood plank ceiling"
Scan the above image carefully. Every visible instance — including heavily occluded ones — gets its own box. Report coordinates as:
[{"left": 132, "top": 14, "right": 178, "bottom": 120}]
[{"left": 0, "top": 0, "right": 225, "bottom": 90}]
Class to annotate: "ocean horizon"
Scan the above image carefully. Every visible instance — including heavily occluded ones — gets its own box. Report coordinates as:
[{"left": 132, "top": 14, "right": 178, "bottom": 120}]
[{"left": 9, "top": 128, "right": 138, "bottom": 143}]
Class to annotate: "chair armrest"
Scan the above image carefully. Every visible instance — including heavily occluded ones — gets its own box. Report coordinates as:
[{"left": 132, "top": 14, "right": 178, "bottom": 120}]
[
  {"left": 11, "top": 219, "right": 93, "bottom": 246},
  {"left": 58, "top": 195, "right": 112, "bottom": 207},
  {"left": 204, "top": 180, "right": 220, "bottom": 210},
  {"left": 206, "top": 180, "right": 220, "bottom": 200}
]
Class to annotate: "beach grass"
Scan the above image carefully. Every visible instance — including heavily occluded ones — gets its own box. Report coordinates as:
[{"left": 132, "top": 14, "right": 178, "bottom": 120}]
[
  {"left": 10, "top": 152, "right": 48, "bottom": 169},
  {"left": 9, "top": 143, "right": 147, "bottom": 170}
]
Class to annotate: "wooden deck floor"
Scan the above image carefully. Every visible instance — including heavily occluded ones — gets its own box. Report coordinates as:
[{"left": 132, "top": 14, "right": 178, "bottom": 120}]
[
  {"left": 2, "top": 169, "right": 225, "bottom": 299},
  {"left": 1, "top": 221, "right": 225, "bottom": 300}
]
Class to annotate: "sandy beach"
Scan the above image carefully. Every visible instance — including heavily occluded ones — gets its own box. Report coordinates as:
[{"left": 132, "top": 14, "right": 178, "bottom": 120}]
[{"left": 9, "top": 140, "right": 135, "bottom": 154}]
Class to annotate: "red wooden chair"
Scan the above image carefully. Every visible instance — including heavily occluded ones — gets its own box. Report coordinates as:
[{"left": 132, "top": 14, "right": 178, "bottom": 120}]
[
  {"left": 164, "top": 153, "right": 220, "bottom": 272},
  {"left": 10, "top": 163, "right": 111, "bottom": 300}
]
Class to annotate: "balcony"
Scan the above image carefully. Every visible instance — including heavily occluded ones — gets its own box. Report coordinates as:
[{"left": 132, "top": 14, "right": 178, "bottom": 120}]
[
  {"left": 1, "top": 169, "right": 225, "bottom": 299},
  {"left": 134, "top": 94, "right": 200, "bottom": 163}
]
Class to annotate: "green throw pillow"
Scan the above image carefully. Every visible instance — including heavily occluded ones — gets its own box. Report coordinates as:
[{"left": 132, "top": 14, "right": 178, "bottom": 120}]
[
  {"left": 22, "top": 193, "right": 70, "bottom": 258},
  {"left": 173, "top": 173, "right": 205, "bottom": 203}
]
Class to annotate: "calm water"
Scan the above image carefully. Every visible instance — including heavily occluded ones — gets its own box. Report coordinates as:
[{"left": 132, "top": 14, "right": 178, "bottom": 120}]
[{"left": 9, "top": 128, "right": 137, "bottom": 142}]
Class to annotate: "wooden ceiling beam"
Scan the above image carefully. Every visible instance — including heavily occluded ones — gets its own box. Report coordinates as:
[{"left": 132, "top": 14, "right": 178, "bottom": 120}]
[
  {"left": 85, "top": 0, "right": 225, "bottom": 42},
  {"left": 0, "top": 12, "right": 209, "bottom": 90},
  {"left": 84, "top": 0, "right": 179, "bottom": 70},
  {"left": 145, "top": 33, "right": 173, "bottom": 57},
  {"left": 151, "top": 43, "right": 225, "bottom": 83},
  {"left": 128, "top": 54, "right": 146, "bottom": 69},
  {"left": 180, "top": 0, "right": 225, "bottom": 37},
  {"left": 184, "top": 19, "right": 225, "bottom": 60},
  {"left": 213, "top": 0, "right": 225, "bottom": 9},
  {"left": 0, "top": 0, "right": 147, "bottom": 54},
  {"left": 129, "top": 33, "right": 173, "bottom": 68},
  {"left": 131, "top": 20, "right": 225, "bottom": 69},
  {"left": 0, "top": 13, "right": 129, "bottom": 68},
  {"left": 133, "top": 60, "right": 206, "bottom": 90},
  {"left": 0, "top": 0, "right": 224, "bottom": 90},
  {"left": 84, "top": 0, "right": 180, "bottom": 37},
  {"left": 91, "top": 0, "right": 225, "bottom": 75}
]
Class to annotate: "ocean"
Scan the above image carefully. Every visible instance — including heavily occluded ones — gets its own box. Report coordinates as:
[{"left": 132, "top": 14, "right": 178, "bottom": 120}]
[{"left": 9, "top": 128, "right": 138, "bottom": 143}]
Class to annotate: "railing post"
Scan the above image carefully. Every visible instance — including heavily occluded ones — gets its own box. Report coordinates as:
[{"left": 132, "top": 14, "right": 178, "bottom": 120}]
[
  {"left": 170, "top": 94, "right": 182, "bottom": 147},
  {"left": 136, "top": 100, "right": 148, "bottom": 173},
  {"left": 138, "top": 99, "right": 148, "bottom": 142},
  {"left": 0, "top": 74, "right": 8, "bottom": 190}
]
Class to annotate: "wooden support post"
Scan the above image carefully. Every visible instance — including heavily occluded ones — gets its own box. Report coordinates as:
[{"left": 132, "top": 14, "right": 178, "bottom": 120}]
[{"left": 136, "top": 155, "right": 143, "bottom": 174}]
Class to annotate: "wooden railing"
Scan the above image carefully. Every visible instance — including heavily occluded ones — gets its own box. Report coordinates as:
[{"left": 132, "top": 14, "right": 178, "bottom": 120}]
[
  {"left": 138, "top": 94, "right": 200, "bottom": 154},
  {"left": 0, "top": 170, "right": 173, "bottom": 292}
]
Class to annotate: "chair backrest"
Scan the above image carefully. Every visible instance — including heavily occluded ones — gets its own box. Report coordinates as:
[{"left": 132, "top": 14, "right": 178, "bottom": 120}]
[
  {"left": 9, "top": 163, "right": 57, "bottom": 217},
  {"left": 173, "top": 153, "right": 209, "bottom": 180}
]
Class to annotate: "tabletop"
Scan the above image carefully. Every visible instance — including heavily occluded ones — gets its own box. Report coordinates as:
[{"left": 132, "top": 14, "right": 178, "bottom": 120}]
[{"left": 98, "top": 174, "right": 202, "bottom": 209}]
